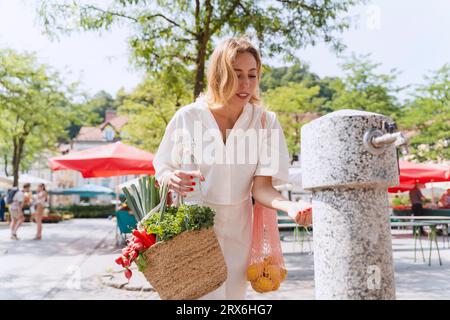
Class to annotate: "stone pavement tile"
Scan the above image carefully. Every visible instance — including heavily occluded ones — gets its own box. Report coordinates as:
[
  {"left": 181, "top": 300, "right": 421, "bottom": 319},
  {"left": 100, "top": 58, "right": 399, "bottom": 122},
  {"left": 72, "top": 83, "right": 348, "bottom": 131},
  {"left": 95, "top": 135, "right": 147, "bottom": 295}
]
[{"left": 101, "top": 267, "right": 153, "bottom": 292}]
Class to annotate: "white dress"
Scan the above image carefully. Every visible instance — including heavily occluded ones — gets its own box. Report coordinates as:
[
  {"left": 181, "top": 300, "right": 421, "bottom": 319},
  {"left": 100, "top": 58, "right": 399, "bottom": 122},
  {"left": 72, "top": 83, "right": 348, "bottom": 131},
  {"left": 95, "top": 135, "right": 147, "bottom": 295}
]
[{"left": 153, "top": 98, "right": 290, "bottom": 300}]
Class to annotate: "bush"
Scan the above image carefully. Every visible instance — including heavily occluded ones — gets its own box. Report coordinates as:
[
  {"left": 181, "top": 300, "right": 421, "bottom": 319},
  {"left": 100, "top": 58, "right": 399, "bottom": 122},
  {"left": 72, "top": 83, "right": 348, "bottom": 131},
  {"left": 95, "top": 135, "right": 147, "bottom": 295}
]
[{"left": 52, "top": 204, "right": 115, "bottom": 218}]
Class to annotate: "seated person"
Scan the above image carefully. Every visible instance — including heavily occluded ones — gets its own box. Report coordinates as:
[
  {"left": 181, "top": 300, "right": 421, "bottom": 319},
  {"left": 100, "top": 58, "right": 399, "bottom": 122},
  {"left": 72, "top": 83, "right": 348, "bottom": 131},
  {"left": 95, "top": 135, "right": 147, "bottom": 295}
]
[
  {"left": 392, "top": 195, "right": 402, "bottom": 207},
  {"left": 438, "top": 189, "right": 450, "bottom": 209},
  {"left": 409, "top": 183, "right": 427, "bottom": 235}
]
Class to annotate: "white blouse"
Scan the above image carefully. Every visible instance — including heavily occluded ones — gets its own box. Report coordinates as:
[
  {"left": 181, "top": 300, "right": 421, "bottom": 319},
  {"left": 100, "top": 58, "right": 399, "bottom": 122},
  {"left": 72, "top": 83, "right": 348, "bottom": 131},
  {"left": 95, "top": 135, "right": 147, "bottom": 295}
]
[{"left": 153, "top": 98, "right": 290, "bottom": 206}]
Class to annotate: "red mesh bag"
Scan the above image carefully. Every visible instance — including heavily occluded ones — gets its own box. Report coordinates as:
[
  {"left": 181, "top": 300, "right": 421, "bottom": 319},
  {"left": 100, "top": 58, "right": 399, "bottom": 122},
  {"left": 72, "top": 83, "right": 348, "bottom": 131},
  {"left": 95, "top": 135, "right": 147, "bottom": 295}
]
[{"left": 247, "top": 201, "right": 287, "bottom": 293}]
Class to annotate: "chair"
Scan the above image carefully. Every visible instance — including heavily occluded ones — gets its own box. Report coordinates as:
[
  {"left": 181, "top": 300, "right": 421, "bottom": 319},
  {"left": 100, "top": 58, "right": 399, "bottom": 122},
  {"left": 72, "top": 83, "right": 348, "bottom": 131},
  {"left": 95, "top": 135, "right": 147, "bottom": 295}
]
[{"left": 115, "top": 210, "right": 138, "bottom": 245}]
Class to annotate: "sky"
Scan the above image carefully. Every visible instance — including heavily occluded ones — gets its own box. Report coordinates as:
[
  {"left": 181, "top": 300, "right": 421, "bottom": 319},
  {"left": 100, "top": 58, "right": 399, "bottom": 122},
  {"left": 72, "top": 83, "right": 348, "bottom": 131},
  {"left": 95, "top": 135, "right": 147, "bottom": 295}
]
[{"left": 0, "top": 0, "right": 449, "bottom": 99}]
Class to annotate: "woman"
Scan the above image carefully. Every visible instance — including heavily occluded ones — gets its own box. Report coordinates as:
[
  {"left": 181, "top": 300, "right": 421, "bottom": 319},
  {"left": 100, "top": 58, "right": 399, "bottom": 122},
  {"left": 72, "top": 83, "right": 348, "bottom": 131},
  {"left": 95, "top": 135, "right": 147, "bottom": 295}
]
[
  {"left": 439, "top": 189, "right": 450, "bottom": 209},
  {"left": 153, "top": 37, "right": 311, "bottom": 299},
  {"left": 33, "top": 183, "right": 48, "bottom": 240}
]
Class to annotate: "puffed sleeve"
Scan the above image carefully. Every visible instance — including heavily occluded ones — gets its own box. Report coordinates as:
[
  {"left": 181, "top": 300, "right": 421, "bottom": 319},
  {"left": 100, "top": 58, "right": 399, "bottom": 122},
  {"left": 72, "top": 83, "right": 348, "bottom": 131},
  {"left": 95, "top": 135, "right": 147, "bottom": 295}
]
[
  {"left": 153, "top": 111, "right": 184, "bottom": 186},
  {"left": 254, "top": 111, "right": 290, "bottom": 187}
]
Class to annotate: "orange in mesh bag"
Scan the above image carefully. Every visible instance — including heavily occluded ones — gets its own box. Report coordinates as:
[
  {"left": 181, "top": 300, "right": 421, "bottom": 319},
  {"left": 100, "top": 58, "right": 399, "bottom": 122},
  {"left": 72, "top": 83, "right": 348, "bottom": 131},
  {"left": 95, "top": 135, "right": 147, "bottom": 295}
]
[{"left": 247, "top": 201, "right": 287, "bottom": 293}]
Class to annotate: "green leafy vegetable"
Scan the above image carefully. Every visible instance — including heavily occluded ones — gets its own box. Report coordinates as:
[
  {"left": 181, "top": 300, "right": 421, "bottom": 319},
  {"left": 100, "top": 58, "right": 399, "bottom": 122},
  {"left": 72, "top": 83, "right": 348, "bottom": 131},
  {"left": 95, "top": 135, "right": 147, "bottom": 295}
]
[{"left": 142, "top": 204, "right": 215, "bottom": 242}]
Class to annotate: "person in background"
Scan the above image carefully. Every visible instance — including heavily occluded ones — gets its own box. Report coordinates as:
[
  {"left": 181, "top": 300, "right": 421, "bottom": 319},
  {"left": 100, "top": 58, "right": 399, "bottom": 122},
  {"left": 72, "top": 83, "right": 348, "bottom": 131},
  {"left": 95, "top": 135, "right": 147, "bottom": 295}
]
[
  {"left": 409, "top": 182, "right": 427, "bottom": 236},
  {"left": 22, "top": 186, "right": 33, "bottom": 219},
  {"left": 0, "top": 193, "right": 6, "bottom": 222},
  {"left": 392, "top": 194, "right": 402, "bottom": 207},
  {"left": 438, "top": 188, "right": 450, "bottom": 209},
  {"left": 9, "top": 183, "right": 31, "bottom": 240},
  {"left": 32, "top": 183, "right": 48, "bottom": 240}
]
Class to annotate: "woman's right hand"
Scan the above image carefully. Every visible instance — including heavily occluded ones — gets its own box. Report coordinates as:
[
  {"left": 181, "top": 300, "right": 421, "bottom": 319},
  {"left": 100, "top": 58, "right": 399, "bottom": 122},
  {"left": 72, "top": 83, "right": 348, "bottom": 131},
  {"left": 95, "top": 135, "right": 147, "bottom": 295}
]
[
  {"left": 287, "top": 201, "right": 312, "bottom": 226},
  {"left": 167, "top": 170, "right": 205, "bottom": 196}
]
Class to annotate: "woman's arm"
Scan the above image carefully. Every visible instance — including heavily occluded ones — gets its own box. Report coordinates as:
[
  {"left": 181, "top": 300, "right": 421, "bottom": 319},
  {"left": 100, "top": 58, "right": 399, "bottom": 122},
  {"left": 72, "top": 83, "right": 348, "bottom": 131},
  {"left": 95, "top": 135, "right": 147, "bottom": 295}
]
[
  {"left": 252, "top": 176, "right": 311, "bottom": 223},
  {"left": 252, "top": 176, "right": 292, "bottom": 212}
]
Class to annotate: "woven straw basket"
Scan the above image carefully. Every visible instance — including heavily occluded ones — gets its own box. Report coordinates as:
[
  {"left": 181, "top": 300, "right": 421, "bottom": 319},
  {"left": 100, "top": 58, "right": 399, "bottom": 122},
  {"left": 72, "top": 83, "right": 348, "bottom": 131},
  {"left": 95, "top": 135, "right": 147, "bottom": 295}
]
[{"left": 142, "top": 227, "right": 227, "bottom": 300}]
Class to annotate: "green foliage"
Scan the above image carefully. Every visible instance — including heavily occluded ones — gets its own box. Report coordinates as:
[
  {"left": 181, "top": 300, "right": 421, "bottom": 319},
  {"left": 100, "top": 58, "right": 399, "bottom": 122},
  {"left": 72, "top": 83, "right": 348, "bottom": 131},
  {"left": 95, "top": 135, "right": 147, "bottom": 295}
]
[
  {"left": 177, "top": 204, "right": 216, "bottom": 230},
  {"left": 36, "top": 0, "right": 364, "bottom": 158},
  {"left": 263, "top": 81, "right": 325, "bottom": 155},
  {"left": 52, "top": 204, "right": 116, "bottom": 218},
  {"left": 0, "top": 48, "right": 91, "bottom": 185},
  {"left": 136, "top": 253, "right": 147, "bottom": 272},
  {"left": 37, "top": 0, "right": 362, "bottom": 98},
  {"left": 66, "top": 91, "right": 113, "bottom": 139},
  {"left": 144, "top": 206, "right": 181, "bottom": 241},
  {"left": 391, "top": 196, "right": 410, "bottom": 206},
  {"left": 118, "top": 69, "right": 192, "bottom": 152},
  {"left": 142, "top": 204, "right": 215, "bottom": 242},
  {"left": 261, "top": 63, "right": 337, "bottom": 108},
  {"left": 260, "top": 63, "right": 318, "bottom": 92},
  {"left": 66, "top": 89, "right": 128, "bottom": 140},
  {"left": 399, "top": 64, "right": 450, "bottom": 161},
  {"left": 326, "top": 53, "right": 404, "bottom": 119},
  {"left": 123, "top": 173, "right": 214, "bottom": 246}
]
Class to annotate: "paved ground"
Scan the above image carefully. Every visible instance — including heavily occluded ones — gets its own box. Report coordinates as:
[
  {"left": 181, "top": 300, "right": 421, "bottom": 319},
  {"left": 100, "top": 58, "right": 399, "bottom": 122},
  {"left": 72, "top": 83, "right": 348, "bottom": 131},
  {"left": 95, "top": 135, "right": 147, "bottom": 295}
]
[{"left": 1, "top": 218, "right": 450, "bottom": 300}]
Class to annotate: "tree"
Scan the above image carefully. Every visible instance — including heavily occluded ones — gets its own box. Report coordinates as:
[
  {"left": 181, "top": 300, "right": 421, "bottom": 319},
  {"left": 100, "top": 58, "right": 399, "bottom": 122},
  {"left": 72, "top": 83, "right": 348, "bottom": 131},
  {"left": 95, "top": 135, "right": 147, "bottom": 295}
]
[
  {"left": 260, "top": 62, "right": 337, "bottom": 112},
  {"left": 399, "top": 64, "right": 450, "bottom": 162},
  {"left": 260, "top": 63, "right": 320, "bottom": 92},
  {"left": 0, "top": 136, "right": 12, "bottom": 177},
  {"left": 65, "top": 91, "right": 111, "bottom": 139},
  {"left": 89, "top": 90, "right": 117, "bottom": 123},
  {"left": 37, "top": 0, "right": 362, "bottom": 100},
  {"left": 118, "top": 68, "right": 192, "bottom": 152},
  {"left": 326, "top": 53, "right": 404, "bottom": 119},
  {"left": 0, "top": 49, "right": 88, "bottom": 186},
  {"left": 262, "top": 81, "right": 324, "bottom": 156}
]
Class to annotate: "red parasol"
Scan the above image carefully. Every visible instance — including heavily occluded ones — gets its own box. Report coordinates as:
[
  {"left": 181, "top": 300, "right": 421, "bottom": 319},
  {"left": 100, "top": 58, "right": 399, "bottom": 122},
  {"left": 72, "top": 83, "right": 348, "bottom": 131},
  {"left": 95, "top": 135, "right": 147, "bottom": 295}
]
[
  {"left": 49, "top": 141, "right": 155, "bottom": 178},
  {"left": 388, "top": 183, "right": 416, "bottom": 193},
  {"left": 388, "top": 161, "right": 450, "bottom": 193},
  {"left": 398, "top": 160, "right": 450, "bottom": 184}
]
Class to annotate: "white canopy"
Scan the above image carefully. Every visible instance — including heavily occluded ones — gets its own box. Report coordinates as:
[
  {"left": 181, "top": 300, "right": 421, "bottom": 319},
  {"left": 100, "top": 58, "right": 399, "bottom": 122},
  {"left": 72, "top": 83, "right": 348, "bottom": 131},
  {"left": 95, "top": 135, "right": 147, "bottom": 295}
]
[
  {"left": 0, "top": 176, "right": 12, "bottom": 190},
  {"left": 0, "top": 174, "right": 54, "bottom": 189}
]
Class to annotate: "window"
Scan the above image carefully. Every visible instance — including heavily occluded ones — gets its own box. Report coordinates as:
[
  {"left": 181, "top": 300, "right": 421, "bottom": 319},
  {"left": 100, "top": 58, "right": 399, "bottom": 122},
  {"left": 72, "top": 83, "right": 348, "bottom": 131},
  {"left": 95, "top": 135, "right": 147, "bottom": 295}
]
[{"left": 103, "top": 126, "right": 116, "bottom": 141}]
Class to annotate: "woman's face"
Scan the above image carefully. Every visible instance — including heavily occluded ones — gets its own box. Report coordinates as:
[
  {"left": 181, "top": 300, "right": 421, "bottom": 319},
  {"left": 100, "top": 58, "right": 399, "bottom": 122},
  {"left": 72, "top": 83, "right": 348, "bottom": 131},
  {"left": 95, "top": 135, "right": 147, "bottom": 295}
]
[{"left": 228, "top": 52, "right": 259, "bottom": 108}]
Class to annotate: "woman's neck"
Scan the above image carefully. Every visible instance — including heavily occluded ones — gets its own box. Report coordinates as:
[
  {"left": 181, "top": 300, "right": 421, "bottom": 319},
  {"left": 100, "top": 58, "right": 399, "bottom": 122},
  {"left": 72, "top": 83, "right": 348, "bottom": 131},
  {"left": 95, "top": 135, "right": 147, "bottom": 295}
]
[{"left": 211, "top": 102, "right": 245, "bottom": 122}]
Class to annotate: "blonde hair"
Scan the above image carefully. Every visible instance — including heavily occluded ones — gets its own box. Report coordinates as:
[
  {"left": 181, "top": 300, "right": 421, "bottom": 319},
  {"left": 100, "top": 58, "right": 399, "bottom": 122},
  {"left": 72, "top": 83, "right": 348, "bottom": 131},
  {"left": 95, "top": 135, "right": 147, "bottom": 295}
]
[{"left": 199, "top": 37, "right": 263, "bottom": 107}]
